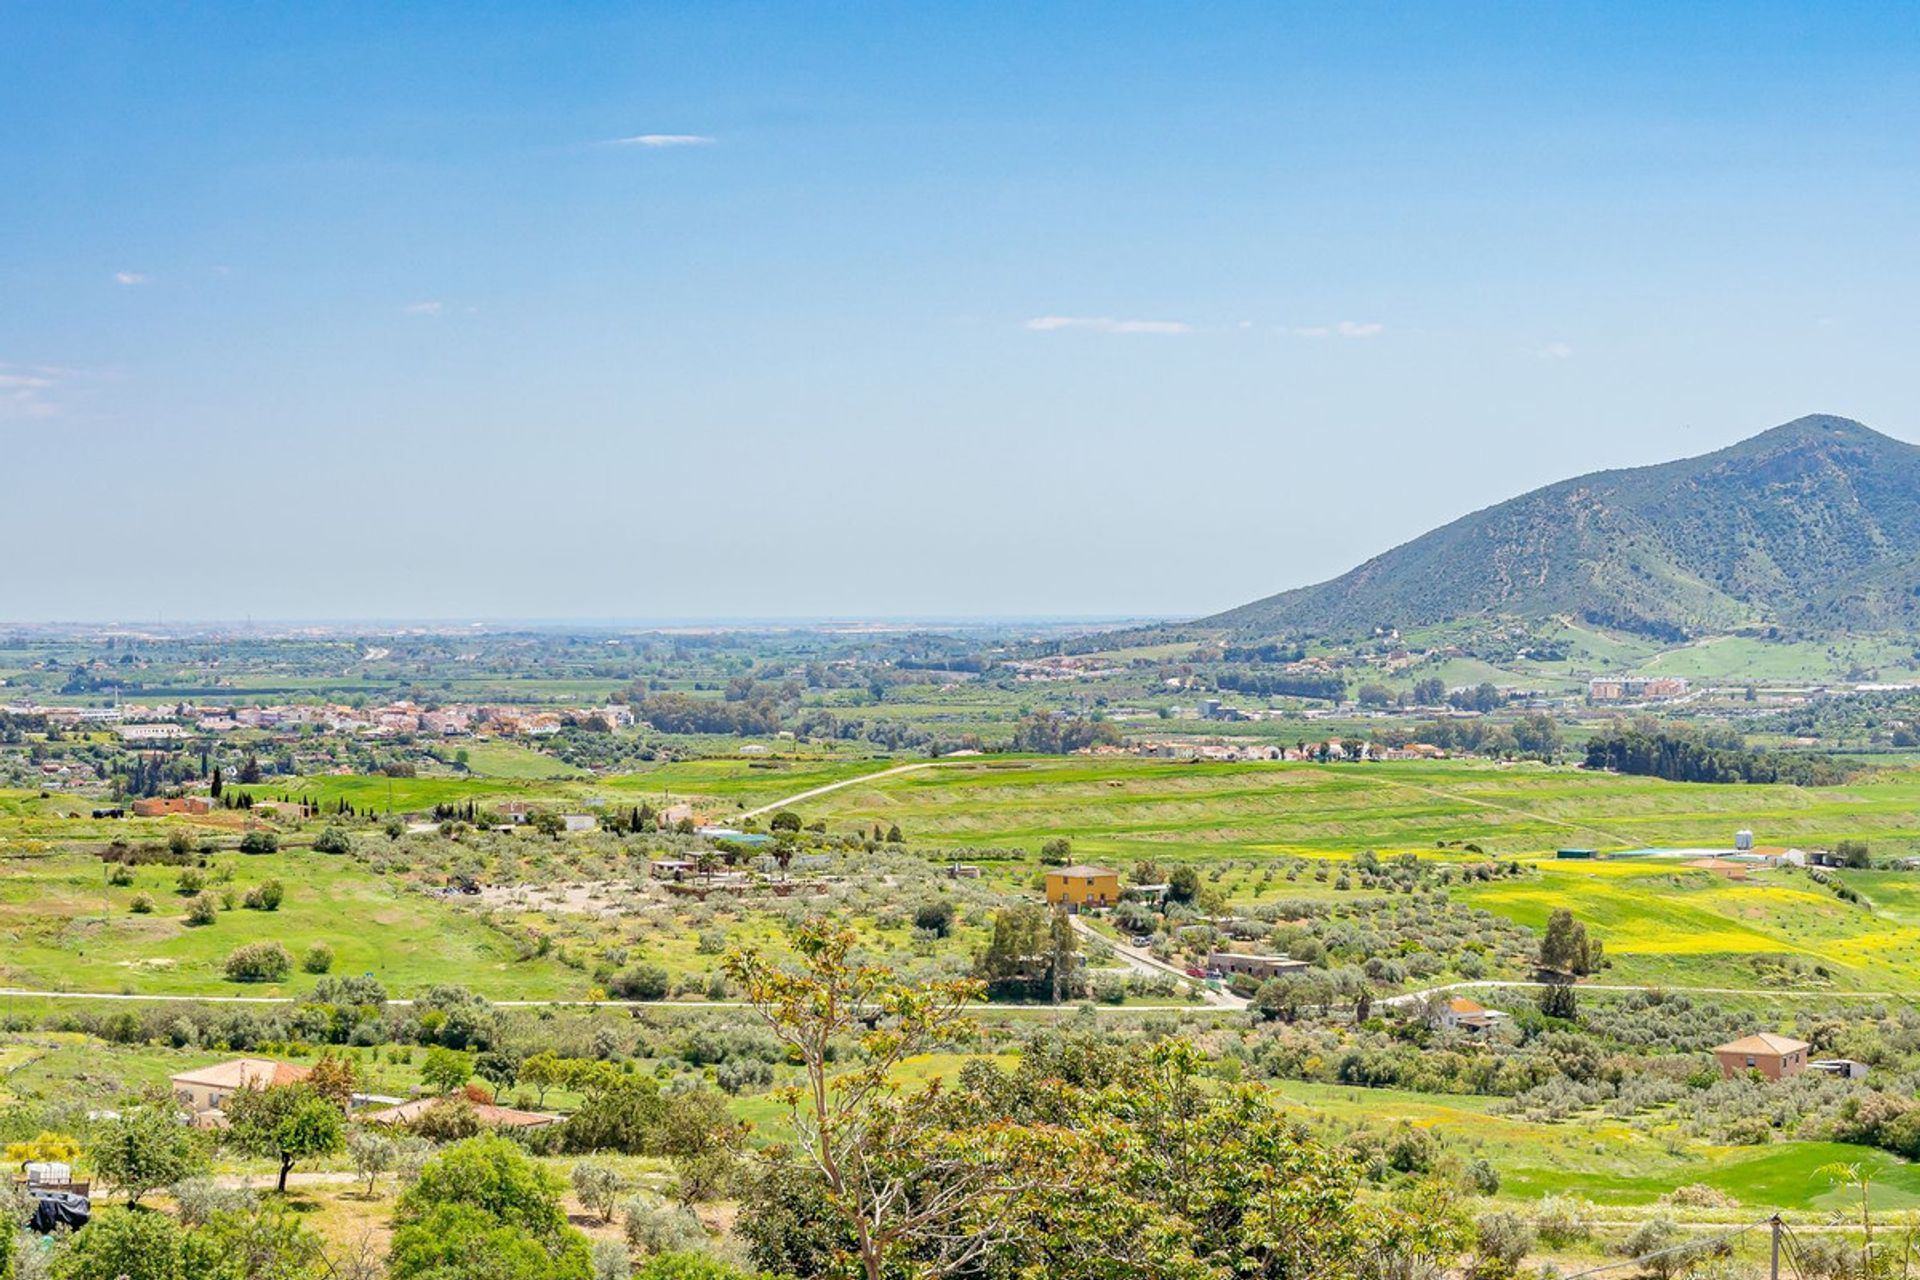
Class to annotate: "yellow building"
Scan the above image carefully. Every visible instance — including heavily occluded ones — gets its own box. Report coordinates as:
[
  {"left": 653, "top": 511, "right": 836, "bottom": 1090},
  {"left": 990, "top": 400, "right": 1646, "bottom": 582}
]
[{"left": 1045, "top": 864, "right": 1121, "bottom": 911}]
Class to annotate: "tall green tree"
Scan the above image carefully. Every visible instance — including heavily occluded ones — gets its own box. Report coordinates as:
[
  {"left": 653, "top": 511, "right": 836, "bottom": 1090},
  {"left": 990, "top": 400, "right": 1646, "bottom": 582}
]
[
  {"left": 90, "top": 1103, "right": 207, "bottom": 1207},
  {"left": 390, "top": 1136, "right": 593, "bottom": 1280},
  {"left": 223, "top": 1084, "right": 344, "bottom": 1194}
]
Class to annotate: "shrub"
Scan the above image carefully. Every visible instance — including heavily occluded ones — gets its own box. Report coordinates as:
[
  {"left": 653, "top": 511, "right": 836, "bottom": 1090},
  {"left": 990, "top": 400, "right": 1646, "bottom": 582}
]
[
  {"left": 715, "top": 1059, "right": 773, "bottom": 1095},
  {"left": 184, "top": 893, "right": 218, "bottom": 926},
  {"left": 303, "top": 942, "right": 335, "bottom": 974},
  {"left": 593, "top": 1238, "right": 634, "bottom": 1280},
  {"left": 399, "top": 1134, "right": 572, "bottom": 1238},
  {"left": 622, "top": 1196, "right": 706, "bottom": 1257},
  {"left": 243, "top": 879, "right": 285, "bottom": 910},
  {"left": 1470, "top": 1211, "right": 1534, "bottom": 1280},
  {"left": 1532, "top": 1194, "right": 1594, "bottom": 1246},
  {"left": 637, "top": 1255, "right": 769, "bottom": 1280},
  {"left": 407, "top": 1097, "right": 482, "bottom": 1143},
  {"left": 1617, "top": 1216, "right": 1722, "bottom": 1280},
  {"left": 313, "top": 826, "right": 353, "bottom": 855},
  {"left": 608, "top": 964, "right": 671, "bottom": 1001},
  {"left": 45, "top": 1204, "right": 188, "bottom": 1280},
  {"left": 1385, "top": 1123, "right": 1439, "bottom": 1174},
  {"left": 106, "top": 863, "right": 135, "bottom": 886},
  {"left": 225, "top": 941, "right": 293, "bottom": 983},
  {"left": 572, "top": 1160, "right": 625, "bottom": 1223},
  {"left": 913, "top": 900, "right": 956, "bottom": 937},
  {"left": 239, "top": 830, "right": 278, "bottom": 854},
  {"left": 168, "top": 1174, "right": 256, "bottom": 1227},
  {"left": 175, "top": 866, "right": 206, "bottom": 894},
  {"left": 347, "top": 1128, "right": 398, "bottom": 1197},
  {"left": 129, "top": 892, "right": 155, "bottom": 914},
  {"left": 91, "top": 1107, "right": 208, "bottom": 1207}
]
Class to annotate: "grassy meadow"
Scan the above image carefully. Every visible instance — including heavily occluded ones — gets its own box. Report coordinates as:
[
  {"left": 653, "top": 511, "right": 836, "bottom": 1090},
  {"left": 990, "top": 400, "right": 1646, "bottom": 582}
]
[
  {"left": 0, "top": 847, "right": 585, "bottom": 998},
  {"left": 805, "top": 756, "right": 1920, "bottom": 862}
]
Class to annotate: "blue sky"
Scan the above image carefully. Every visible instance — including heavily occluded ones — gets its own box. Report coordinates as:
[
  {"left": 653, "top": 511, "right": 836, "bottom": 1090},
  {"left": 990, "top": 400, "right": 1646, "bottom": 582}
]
[{"left": 6, "top": 2, "right": 1920, "bottom": 622}]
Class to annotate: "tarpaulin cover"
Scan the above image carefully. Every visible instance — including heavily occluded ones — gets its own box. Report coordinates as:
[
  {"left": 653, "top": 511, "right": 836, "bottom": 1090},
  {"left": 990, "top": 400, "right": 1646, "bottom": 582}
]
[{"left": 28, "top": 1189, "right": 90, "bottom": 1233}]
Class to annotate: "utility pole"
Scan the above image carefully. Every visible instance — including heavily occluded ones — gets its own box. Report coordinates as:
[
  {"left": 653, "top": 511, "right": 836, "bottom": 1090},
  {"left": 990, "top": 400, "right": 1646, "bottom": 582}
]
[{"left": 1770, "top": 1214, "right": 1782, "bottom": 1280}]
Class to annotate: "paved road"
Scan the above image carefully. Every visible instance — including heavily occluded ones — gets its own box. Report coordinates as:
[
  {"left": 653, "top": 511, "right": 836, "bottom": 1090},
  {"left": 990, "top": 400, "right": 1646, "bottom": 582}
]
[
  {"left": 733, "top": 761, "right": 941, "bottom": 822},
  {"left": 0, "top": 986, "right": 1223, "bottom": 1016},
  {"left": 7, "top": 976, "right": 1896, "bottom": 1012},
  {"left": 1069, "top": 917, "right": 1249, "bottom": 1009},
  {"left": 1376, "top": 979, "right": 1908, "bottom": 1008}
]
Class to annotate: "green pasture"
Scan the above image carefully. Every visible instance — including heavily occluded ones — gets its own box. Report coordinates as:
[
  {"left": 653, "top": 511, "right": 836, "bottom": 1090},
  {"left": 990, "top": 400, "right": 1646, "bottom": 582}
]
[
  {"left": 801, "top": 757, "right": 1920, "bottom": 862},
  {"left": 453, "top": 741, "right": 589, "bottom": 780},
  {"left": 1267, "top": 1079, "right": 1920, "bottom": 1211},
  {"left": 795, "top": 756, "right": 1920, "bottom": 988},
  {"left": 0, "top": 849, "right": 583, "bottom": 998}
]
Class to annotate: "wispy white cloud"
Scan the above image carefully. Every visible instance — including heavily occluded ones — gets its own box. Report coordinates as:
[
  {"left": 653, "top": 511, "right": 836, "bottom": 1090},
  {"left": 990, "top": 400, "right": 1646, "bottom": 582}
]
[
  {"left": 1024, "top": 315, "right": 1192, "bottom": 335},
  {"left": 401, "top": 301, "right": 445, "bottom": 317},
  {"left": 1289, "top": 320, "right": 1384, "bottom": 339},
  {"left": 0, "top": 366, "right": 61, "bottom": 419},
  {"left": 114, "top": 271, "right": 151, "bottom": 286},
  {"left": 613, "top": 133, "right": 716, "bottom": 147},
  {"left": 1535, "top": 341, "right": 1574, "bottom": 360}
]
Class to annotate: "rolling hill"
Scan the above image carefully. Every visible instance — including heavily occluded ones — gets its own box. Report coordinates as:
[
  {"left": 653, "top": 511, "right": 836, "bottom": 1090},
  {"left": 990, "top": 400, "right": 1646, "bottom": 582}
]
[{"left": 1206, "top": 415, "right": 1920, "bottom": 640}]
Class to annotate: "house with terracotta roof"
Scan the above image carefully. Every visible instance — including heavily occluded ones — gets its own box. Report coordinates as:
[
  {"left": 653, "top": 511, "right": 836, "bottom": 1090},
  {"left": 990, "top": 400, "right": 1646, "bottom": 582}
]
[
  {"left": 363, "top": 1095, "right": 562, "bottom": 1130},
  {"left": 170, "top": 1058, "right": 312, "bottom": 1118},
  {"left": 1438, "top": 996, "right": 1510, "bottom": 1033},
  {"left": 1713, "top": 1032, "right": 1811, "bottom": 1080}
]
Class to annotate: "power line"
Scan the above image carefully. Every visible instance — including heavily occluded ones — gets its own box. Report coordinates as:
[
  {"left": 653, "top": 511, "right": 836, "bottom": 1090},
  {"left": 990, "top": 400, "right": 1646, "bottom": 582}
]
[{"left": 1555, "top": 1219, "right": 1769, "bottom": 1280}]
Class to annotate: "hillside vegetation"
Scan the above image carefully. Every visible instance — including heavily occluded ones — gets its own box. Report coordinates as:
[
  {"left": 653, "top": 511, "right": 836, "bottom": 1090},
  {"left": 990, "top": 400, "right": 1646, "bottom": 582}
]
[{"left": 1208, "top": 415, "right": 1920, "bottom": 640}]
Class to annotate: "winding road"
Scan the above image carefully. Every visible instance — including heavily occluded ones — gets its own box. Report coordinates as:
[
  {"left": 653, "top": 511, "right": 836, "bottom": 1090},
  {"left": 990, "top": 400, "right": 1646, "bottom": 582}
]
[{"left": 732, "top": 761, "right": 942, "bottom": 822}]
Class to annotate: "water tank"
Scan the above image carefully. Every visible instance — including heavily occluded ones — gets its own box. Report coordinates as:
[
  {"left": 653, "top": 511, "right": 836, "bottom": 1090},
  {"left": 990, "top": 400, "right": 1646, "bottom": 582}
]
[{"left": 1735, "top": 830, "right": 1754, "bottom": 852}]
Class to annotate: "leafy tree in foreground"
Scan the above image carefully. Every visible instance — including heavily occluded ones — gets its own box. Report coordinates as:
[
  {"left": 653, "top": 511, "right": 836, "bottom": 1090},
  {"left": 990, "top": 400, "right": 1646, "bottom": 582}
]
[
  {"left": 729, "top": 937, "right": 1472, "bottom": 1280},
  {"left": 90, "top": 1103, "right": 207, "bottom": 1207},
  {"left": 726, "top": 922, "right": 1085, "bottom": 1280},
  {"left": 223, "top": 1083, "right": 345, "bottom": 1194},
  {"left": 391, "top": 1135, "right": 593, "bottom": 1280},
  {"left": 49, "top": 1205, "right": 192, "bottom": 1280}
]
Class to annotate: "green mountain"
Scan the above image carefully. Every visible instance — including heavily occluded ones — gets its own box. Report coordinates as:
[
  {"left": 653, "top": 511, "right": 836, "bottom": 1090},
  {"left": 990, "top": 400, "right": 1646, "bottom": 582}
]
[{"left": 1205, "top": 415, "right": 1920, "bottom": 640}]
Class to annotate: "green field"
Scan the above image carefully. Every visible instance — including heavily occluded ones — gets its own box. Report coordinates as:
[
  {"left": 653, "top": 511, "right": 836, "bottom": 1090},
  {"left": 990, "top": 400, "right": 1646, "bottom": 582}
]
[
  {"left": 0, "top": 848, "right": 584, "bottom": 998},
  {"left": 804, "top": 757, "right": 1920, "bottom": 861},
  {"left": 790, "top": 756, "right": 1920, "bottom": 989},
  {"left": 1267, "top": 1079, "right": 1920, "bottom": 1211},
  {"left": 15, "top": 756, "right": 1920, "bottom": 997}
]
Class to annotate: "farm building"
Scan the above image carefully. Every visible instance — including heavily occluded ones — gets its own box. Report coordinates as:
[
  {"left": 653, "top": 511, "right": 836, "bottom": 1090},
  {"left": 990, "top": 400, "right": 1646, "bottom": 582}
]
[
  {"left": 1438, "top": 997, "right": 1511, "bottom": 1033},
  {"left": 1207, "top": 952, "right": 1310, "bottom": 980},
  {"left": 364, "top": 1095, "right": 561, "bottom": 1131},
  {"left": 1713, "top": 1032, "right": 1811, "bottom": 1080},
  {"left": 170, "top": 1058, "right": 312, "bottom": 1121},
  {"left": 1811, "top": 1058, "right": 1870, "bottom": 1080},
  {"left": 131, "top": 796, "right": 214, "bottom": 818},
  {"left": 1045, "top": 864, "right": 1121, "bottom": 911}
]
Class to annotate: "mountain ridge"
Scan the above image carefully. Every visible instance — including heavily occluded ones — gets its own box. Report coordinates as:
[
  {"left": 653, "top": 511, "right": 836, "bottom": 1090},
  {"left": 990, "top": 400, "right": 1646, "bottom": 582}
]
[{"left": 1204, "top": 415, "right": 1920, "bottom": 640}]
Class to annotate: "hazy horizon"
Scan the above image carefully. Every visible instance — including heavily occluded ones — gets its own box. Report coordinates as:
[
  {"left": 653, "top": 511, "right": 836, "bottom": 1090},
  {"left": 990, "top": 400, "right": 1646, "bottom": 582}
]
[{"left": 8, "top": 4, "right": 1920, "bottom": 621}]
